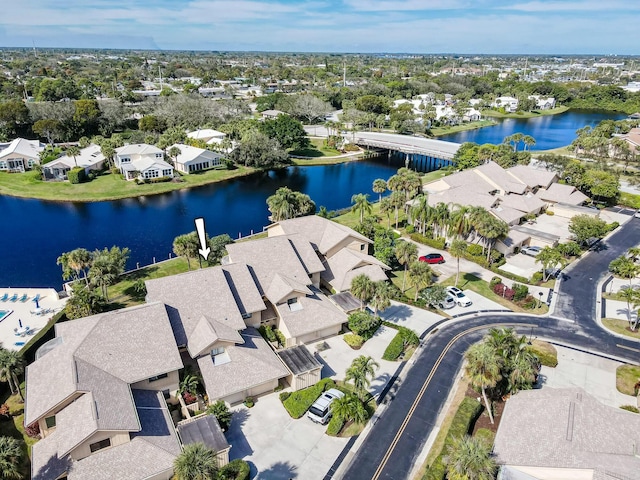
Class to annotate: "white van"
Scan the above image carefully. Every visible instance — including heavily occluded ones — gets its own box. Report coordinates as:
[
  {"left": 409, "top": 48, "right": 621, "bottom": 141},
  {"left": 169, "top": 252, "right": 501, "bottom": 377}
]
[{"left": 307, "top": 389, "right": 345, "bottom": 424}]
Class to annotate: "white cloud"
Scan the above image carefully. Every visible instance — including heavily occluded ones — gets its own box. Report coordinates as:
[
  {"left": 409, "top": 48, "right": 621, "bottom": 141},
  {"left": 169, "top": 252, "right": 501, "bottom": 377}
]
[
  {"left": 343, "top": 0, "right": 471, "bottom": 11},
  {"left": 502, "top": 1, "right": 631, "bottom": 12}
]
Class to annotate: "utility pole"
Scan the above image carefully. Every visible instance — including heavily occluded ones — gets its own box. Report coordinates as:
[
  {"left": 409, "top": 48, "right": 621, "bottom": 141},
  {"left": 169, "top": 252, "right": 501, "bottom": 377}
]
[{"left": 343, "top": 61, "right": 346, "bottom": 87}]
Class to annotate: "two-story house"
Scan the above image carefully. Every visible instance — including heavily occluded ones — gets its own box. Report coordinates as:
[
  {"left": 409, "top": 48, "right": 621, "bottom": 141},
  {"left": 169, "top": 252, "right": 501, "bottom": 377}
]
[
  {"left": 26, "top": 302, "right": 184, "bottom": 480},
  {"left": 114, "top": 144, "right": 174, "bottom": 181}
]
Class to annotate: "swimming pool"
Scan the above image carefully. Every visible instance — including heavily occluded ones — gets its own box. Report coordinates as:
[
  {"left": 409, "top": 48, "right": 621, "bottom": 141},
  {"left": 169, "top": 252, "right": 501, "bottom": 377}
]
[{"left": 0, "top": 310, "right": 12, "bottom": 322}]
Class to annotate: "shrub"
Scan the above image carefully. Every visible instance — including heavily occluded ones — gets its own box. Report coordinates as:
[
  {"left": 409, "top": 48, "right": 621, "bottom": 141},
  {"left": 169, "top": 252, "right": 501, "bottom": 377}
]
[
  {"left": 205, "top": 400, "right": 232, "bottom": 431},
  {"left": 144, "top": 175, "right": 172, "bottom": 184},
  {"left": 512, "top": 283, "right": 529, "bottom": 302},
  {"left": 522, "top": 295, "right": 538, "bottom": 309},
  {"left": 326, "top": 415, "right": 345, "bottom": 436},
  {"left": 343, "top": 333, "right": 365, "bottom": 348},
  {"left": 282, "top": 378, "right": 336, "bottom": 418},
  {"left": 67, "top": 167, "right": 86, "bottom": 184},
  {"left": 466, "top": 244, "right": 483, "bottom": 256},
  {"left": 405, "top": 224, "right": 415, "bottom": 234},
  {"left": 493, "top": 283, "right": 514, "bottom": 301},
  {"left": 244, "top": 397, "right": 254, "bottom": 408},
  {"left": 219, "top": 459, "right": 251, "bottom": 480},
  {"left": 382, "top": 327, "right": 419, "bottom": 361},
  {"left": 110, "top": 167, "right": 120, "bottom": 175},
  {"left": 489, "top": 276, "right": 502, "bottom": 289},
  {"left": 343, "top": 142, "right": 360, "bottom": 152},
  {"left": 348, "top": 311, "right": 381, "bottom": 340},
  {"left": 410, "top": 233, "right": 446, "bottom": 250},
  {"left": 546, "top": 209, "right": 554, "bottom": 216},
  {"left": 620, "top": 405, "right": 639, "bottom": 414},
  {"left": 492, "top": 267, "right": 529, "bottom": 284},
  {"left": 279, "top": 391, "right": 291, "bottom": 402},
  {"left": 531, "top": 271, "right": 543, "bottom": 284},
  {"left": 475, "top": 428, "right": 496, "bottom": 448},
  {"left": 259, "top": 325, "right": 277, "bottom": 343},
  {"left": 607, "top": 221, "right": 620, "bottom": 232},
  {"left": 275, "top": 328, "right": 286, "bottom": 347}
]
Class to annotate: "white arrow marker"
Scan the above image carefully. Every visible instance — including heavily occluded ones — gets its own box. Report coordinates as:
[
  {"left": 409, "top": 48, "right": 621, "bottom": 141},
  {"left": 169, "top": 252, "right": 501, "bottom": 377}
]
[{"left": 194, "top": 217, "right": 210, "bottom": 260}]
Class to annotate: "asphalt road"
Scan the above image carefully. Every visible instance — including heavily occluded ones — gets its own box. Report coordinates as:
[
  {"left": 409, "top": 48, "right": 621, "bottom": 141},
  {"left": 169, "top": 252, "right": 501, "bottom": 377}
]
[{"left": 339, "top": 217, "right": 640, "bottom": 480}]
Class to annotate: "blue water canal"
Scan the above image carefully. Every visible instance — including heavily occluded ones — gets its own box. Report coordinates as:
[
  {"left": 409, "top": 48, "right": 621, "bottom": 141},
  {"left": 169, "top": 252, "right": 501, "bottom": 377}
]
[{"left": 1, "top": 109, "right": 625, "bottom": 289}]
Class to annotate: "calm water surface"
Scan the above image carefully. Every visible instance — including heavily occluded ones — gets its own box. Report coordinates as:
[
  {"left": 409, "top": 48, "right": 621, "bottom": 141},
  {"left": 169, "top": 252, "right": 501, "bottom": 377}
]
[{"left": 3, "top": 109, "right": 625, "bottom": 289}]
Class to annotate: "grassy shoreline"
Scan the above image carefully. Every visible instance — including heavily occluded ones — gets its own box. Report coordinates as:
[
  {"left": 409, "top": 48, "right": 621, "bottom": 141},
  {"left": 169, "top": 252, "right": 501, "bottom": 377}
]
[
  {"left": 430, "top": 119, "right": 497, "bottom": 136},
  {"left": 481, "top": 105, "right": 569, "bottom": 119}
]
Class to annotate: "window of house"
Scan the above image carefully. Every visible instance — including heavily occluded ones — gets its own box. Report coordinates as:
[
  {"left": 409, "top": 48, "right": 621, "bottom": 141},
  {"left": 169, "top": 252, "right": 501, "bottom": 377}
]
[
  {"left": 28, "top": 159, "right": 37, "bottom": 167},
  {"left": 287, "top": 297, "right": 298, "bottom": 305},
  {"left": 162, "top": 169, "right": 172, "bottom": 176},
  {"left": 155, "top": 153, "right": 162, "bottom": 158},
  {"left": 144, "top": 169, "right": 159, "bottom": 179},
  {"left": 211, "top": 346, "right": 225, "bottom": 356},
  {"left": 121, "top": 157, "right": 130, "bottom": 163},
  {"left": 162, "top": 389, "right": 170, "bottom": 399},
  {"left": 89, "top": 438, "right": 111, "bottom": 453},
  {"left": 360, "top": 244, "right": 365, "bottom": 251},
  {"left": 149, "top": 373, "right": 168, "bottom": 382},
  {"left": 0, "top": 161, "right": 6, "bottom": 169},
  {"left": 45, "top": 416, "right": 56, "bottom": 429},
  {"left": 241, "top": 312, "right": 252, "bottom": 319}
]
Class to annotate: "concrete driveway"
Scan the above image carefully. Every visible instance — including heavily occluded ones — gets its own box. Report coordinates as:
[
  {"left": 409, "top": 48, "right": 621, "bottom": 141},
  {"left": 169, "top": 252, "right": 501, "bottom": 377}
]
[
  {"left": 226, "top": 394, "right": 348, "bottom": 480},
  {"left": 378, "top": 301, "right": 443, "bottom": 335},
  {"left": 446, "top": 290, "right": 509, "bottom": 315},
  {"left": 501, "top": 252, "right": 540, "bottom": 279}
]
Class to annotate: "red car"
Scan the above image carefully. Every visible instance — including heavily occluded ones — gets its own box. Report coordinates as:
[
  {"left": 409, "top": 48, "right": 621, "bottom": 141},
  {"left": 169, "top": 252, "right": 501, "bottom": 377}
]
[{"left": 419, "top": 253, "right": 445, "bottom": 264}]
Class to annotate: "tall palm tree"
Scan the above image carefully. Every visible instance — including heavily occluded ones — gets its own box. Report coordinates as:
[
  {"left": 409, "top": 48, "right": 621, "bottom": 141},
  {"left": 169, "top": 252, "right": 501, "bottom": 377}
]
[
  {"left": 449, "top": 239, "right": 467, "bottom": 287},
  {"left": 0, "top": 350, "right": 24, "bottom": 401},
  {"left": 100, "top": 142, "right": 116, "bottom": 169},
  {"left": 407, "top": 261, "right": 433, "bottom": 301},
  {"left": 351, "top": 193, "right": 372, "bottom": 224},
  {"left": 465, "top": 342, "right": 503, "bottom": 424},
  {"left": 389, "top": 191, "right": 405, "bottom": 229},
  {"left": 173, "top": 442, "right": 219, "bottom": 480},
  {"left": 0, "top": 436, "right": 23, "bottom": 480},
  {"left": 444, "top": 435, "right": 497, "bottom": 480},
  {"left": 409, "top": 194, "right": 429, "bottom": 235},
  {"left": 66, "top": 145, "right": 81, "bottom": 167},
  {"left": 168, "top": 146, "right": 182, "bottom": 167},
  {"left": 430, "top": 202, "right": 450, "bottom": 238},
  {"left": 350, "top": 274, "right": 375, "bottom": 311},
  {"left": 508, "top": 351, "right": 540, "bottom": 394},
  {"left": 370, "top": 281, "right": 392, "bottom": 317},
  {"left": 331, "top": 393, "right": 367, "bottom": 425},
  {"left": 345, "top": 355, "right": 379, "bottom": 401},
  {"left": 379, "top": 197, "right": 393, "bottom": 228},
  {"left": 448, "top": 205, "right": 471, "bottom": 239},
  {"left": 266, "top": 187, "right": 298, "bottom": 222},
  {"left": 372, "top": 178, "right": 387, "bottom": 204},
  {"left": 477, "top": 216, "right": 508, "bottom": 262},
  {"left": 68, "top": 248, "right": 93, "bottom": 285},
  {"left": 395, "top": 240, "right": 418, "bottom": 292},
  {"left": 522, "top": 135, "right": 536, "bottom": 151}
]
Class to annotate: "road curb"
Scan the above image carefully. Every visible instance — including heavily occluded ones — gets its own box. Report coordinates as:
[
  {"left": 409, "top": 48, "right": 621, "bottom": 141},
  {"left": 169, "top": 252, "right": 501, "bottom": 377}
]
[{"left": 595, "top": 274, "right": 640, "bottom": 344}]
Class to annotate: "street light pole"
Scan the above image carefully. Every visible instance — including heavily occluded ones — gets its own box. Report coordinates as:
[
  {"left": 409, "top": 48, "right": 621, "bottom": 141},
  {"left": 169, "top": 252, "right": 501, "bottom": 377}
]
[{"left": 538, "top": 291, "right": 544, "bottom": 309}]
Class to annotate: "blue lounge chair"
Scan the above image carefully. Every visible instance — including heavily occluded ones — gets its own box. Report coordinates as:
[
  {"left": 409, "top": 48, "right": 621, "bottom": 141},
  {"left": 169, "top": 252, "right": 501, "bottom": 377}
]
[
  {"left": 8, "top": 294, "right": 17, "bottom": 302},
  {"left": 14, "top": 342, "right": 25, "bottom": 347},
  {"left": 19, "top": 294, "right": 28, "bottom": 302},
  {"left": 0, "top": 294, "right": 7, "bottom": 302},
  {"left": 32, "top": 294, "right": 40, "bottom": 303}
]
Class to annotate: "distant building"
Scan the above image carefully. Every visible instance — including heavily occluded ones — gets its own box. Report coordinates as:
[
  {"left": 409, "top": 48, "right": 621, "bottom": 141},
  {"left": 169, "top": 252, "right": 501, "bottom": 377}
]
[
  {"left": 168, "top": 144, "right": 224, "bottom": 174},
  {"left": 0, "top": 138, "right": 45, "bottom": 172},
  {"left": 492, "top": 96, "right": 519, "bottom": 113}
]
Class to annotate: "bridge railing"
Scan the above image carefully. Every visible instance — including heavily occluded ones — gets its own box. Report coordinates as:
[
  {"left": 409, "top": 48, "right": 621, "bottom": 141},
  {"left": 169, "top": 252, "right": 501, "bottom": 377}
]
[{"left": 354, "top": 137, "right": 457, "bottom": 160}]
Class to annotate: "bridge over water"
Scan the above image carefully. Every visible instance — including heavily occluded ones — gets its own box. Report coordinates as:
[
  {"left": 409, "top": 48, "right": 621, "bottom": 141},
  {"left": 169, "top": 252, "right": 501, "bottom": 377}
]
[{"left": 354, "top": 132, "right": 461, "bottom": 171}]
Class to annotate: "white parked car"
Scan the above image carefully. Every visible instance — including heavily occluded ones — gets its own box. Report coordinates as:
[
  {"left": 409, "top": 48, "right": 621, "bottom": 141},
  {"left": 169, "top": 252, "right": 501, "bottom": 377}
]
[
  {"left": 446, "top": 286, "right": 472, "bottom": 307},
  {"left": 438, "top": 294, "right": 456, "bottom": 310},
  {"left": 307, "top": 389, "right": 345, "bottom": 424},
  {"left": 521, "top": 245, "right": 542, "bottom": 257}
]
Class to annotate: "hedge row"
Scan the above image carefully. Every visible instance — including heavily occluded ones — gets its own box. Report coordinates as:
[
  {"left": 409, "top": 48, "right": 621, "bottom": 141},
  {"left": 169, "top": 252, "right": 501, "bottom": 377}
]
[
  {"left": 409, "top": 233, "right": 446, "bottom": 250},
  {"left": 422, "top": 397, "right": 483, "bottom": 480},
  {"left": 326, "top": 414, "right": 345, "bottom": 436},
  {"left": 382, "top": 327, "right": 420, "bottom": 361},
  {"left": 280, "top": 378, "right": 336, "bottom": 419}
]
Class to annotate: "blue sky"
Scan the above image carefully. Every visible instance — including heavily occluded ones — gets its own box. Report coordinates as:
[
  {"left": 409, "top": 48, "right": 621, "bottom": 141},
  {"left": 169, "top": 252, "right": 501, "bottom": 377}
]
[{"left": 1, "top": 0, "right": 637, "bottom": 53}]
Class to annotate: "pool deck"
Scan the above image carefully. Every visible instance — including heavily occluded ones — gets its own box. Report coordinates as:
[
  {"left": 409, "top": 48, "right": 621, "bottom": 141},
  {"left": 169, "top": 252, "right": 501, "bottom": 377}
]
[{"left": 0, "top": 288, "right": 67, "bottom": 352}]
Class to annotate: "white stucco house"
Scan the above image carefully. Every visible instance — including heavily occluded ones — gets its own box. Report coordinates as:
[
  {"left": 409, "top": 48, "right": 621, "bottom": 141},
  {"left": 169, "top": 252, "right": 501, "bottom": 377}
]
[
  {"left": 168, "top": 144, "right": 224, "bottom": 174},
  {"left": 187, "top": 129, "right": 227, "bottom": 146},
  {"left": 42, "top": 144, "right": 106, "bottom": 181},
  {"left": 115, "top": 144, "right": 174, "bottom": 181},
  {"left": 493, "top": 96, "right": 519, "bottom": 113},
  {"left": 0, "top": 138, "right": 45, "bottom": 172}
]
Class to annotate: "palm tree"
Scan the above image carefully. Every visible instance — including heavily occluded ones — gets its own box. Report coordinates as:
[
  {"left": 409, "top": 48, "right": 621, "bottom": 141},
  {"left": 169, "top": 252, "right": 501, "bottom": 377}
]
[
  {"left": 331, "top": 393, "right": 368, "bottom": 425},
  {"left": 448, "top": 205, "right": 471, "bottom": 239},
  {"left": 619, "top": 287, "right": 640, "bottom": 330},
  {"left": 370, "top": 281, "right": 392, "bottom": 317},
  {"left": 351, "top": 193, "right": 372, "bottom": 224},
  {"left": 372, "top": 179, "right": 387, "bottom": 204},
  {"left": 266, "top": 187, "right": 298, "bottom": 222},
  {"left": 409, "top": 194, "right": 429, "bottom": 234},
  {"left": 508, "top": 351, "right": 540, "bottom": 394},
  {"left": 444, "top": 435, "right": 496, "bottom": 480},
  {"left": 536, "top": 246, "right": 564, "bottom": 282},
  {"left": 449, "top": 239, "right": 467, "bottom": 287},
  {"left": 100, "top": 142, "right": 116, "bottom": 169},
  {"left": 407, "top": 261, "right": 433, "bottom": 301},
  {"left": 67, "top": 248, "right": 93, "bottom": 285},
  {"left": 345, "top": 355, "right": 379, "bottom": 401},
  {"left": 173, "top": 442, "right": 219, "bottom": 480},
  {"left": 379, "top": 197, "right": 393, "bottom": 228},
  {"left": 0, "top": 436, "right": 23, "bottom": 480},
  {"left": 0, "top": 350, "right": 24, "bottom": 401},
  {"left": 179, "top": 373, "right": 200, "bottom": 397},
  {"left": 430, "top": 202, "right": 450, "bottom": 238},
  {"left": 66, "top": 145, "right": 81, "bottom": 167},
  {"left": 168, "top": 146, "right": 182, "bottom": 167},
  {"left": 477, "top": 216, "right": 508, "bottom": 262},
  {"left": 395, "top": 240, "right": 418, "bottom": 292},
  {"left": 522, "top": 135, "right": 536, "bottom": 151},
  {"left": 350, "top": 274, "right": 375, "bottom": 311},
  {"left": 173, "top": 233, "right": 197, "bottom": 270},
  {"left": 465, "top": 342, "right": 503, "bottom": 424},
  {"left": 389, "top": 191, "right": 405, "bottom": 229}
]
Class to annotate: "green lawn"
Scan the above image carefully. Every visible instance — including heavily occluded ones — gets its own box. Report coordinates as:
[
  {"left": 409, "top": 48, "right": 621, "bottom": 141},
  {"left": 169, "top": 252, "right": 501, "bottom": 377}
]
[
  {"left": 536, "top": 145, "right": 576, "bottom": 156},
  {"left": 0, "top": 166, "right": 256, "bottom": 202},
  {"left": 481, "top": 106, "right": 569, "bottom": 119},
  {"left": 430, "top": 120, "right": 496, "bottom": 136},
  {"left": 616, "top": 364, "right": 640, "bottom": 396},
  {"left": 289, "top": 138, "right": 343, "bottom": 158},
  {"left": 619, "top": 192, "right": 640, "bottom": 210},
  {"left": 602, "top": 318, "right": 640, "bottom": 340},
  {"left": 422, "top": 169, "right": 449, "bottom": 184},
  {"left": 106, "top": 257, "right": 194, "bottom": 308},
  {"left": 440, "top": 273, "right": 548, "bottom": 314}
]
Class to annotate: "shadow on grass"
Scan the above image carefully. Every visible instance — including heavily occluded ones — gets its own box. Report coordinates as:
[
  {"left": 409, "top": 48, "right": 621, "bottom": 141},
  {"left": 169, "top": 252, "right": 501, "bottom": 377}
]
[
  {"left": 457, "top": 273, "right": 481, "bottom": 289},
  {"left": 289, "top": 147, "right": 324, "bottom": 158}
]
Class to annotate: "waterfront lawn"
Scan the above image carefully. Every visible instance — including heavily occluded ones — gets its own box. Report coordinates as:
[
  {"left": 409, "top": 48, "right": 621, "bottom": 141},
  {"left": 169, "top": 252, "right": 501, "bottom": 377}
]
[
  {"left": 107, "top": 257, "right": 192, "bottom": 308},
  {"left": 0, "top": 166, "right": 256, "bottom": 202},
  {"left": 481, "top": 105, "right": 569, "bottom": 119},
  {"left": 289, "top": 138, "right": 342, "bottom": 158},
  {"left": 429, "top": 119, "right": 495, "bottom": 136},
  {"left": 422, "top": 169, "right": 448, "bottom": 184}
]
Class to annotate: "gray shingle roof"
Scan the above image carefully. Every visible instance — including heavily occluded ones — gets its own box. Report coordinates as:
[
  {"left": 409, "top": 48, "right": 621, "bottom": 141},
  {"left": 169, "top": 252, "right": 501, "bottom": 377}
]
[
  {"left": 221, "top": 263, "right": 266, "bottom": 315},
  {"left": 276, "top": 286, "right": 347, "bottom": 338},
  {"left": 266, "top": 273, "right": 312, "bottom": 305},
  {"left": 493, "top": 388, "right": 640, "bottom": 479},
  {"left": 476, "top": 161, "right": 527, "bottom": 194},
  {"left": 322, "top": 249, "right": 390, "bottom": 291},
  {"left": 268, "top": 216, "right": 371, "bottom": 255},
  {"left": 177, "top": 415, "right": 230, "bottom": 453},
  {"left": 50, "top": 393, "right": 98, "bottom": 458},
  {"left": 535, "top": 183, "right": 589, "bottom": 205},
  {"left": 198, "top": 328, "right": 289, "bottom": 401},
  {"left": 278, "top": 345, "right": 322, "bottom": 375},
  {"left": 507, "top": 165, "right": 557, "bottom": 189},
  {"left": 188, "top": 316, "right": 245, "bottom": 357},
  {"left": 146, "top": 267, "right": 251, "bottom": 348}
]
